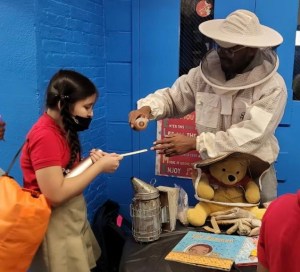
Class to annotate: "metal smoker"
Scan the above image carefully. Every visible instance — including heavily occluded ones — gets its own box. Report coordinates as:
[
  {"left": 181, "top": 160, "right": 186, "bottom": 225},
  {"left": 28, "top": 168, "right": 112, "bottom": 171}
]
[{"left": 130, "top": 177, "right": 161, "bottom": 242}]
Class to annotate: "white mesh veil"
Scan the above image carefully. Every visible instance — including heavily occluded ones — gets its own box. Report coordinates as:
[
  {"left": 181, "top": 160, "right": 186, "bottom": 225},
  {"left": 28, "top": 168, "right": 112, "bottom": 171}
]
[{"left": 199, "top": 48, "right": 278, "bottom": 91}]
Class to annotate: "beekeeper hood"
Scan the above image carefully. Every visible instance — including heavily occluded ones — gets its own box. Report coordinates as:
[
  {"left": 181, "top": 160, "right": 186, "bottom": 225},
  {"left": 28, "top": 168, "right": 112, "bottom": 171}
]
[{"left": 198, "top": 9, "right": 283, "bottom": 93}]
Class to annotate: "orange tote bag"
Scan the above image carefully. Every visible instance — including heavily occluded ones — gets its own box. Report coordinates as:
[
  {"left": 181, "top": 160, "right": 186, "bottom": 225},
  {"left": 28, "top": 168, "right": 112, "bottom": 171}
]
[{"left": 0, "top": 175, "right": 51, "bottom": 272}]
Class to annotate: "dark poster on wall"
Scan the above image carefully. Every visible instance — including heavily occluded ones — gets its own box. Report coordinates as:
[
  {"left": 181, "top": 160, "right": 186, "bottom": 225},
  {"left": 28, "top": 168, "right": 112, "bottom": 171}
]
[
  {"left": 156, "top": 0, "right": 214, "bottom": 179},
  {"left": 179, "top": 0, "right": 214, "bottom": 76}
]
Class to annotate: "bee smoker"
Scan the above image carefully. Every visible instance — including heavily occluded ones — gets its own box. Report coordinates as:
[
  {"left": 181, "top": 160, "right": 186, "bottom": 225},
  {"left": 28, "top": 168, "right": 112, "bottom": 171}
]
[{"left": 130, "top": 177, "right": 161, "bottom": 242}]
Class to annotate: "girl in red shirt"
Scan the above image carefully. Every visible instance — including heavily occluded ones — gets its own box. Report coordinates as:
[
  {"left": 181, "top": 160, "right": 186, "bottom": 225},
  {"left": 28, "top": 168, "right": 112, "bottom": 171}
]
[{"left": 20, "top": 69, "right": 122, "bottom": 272}]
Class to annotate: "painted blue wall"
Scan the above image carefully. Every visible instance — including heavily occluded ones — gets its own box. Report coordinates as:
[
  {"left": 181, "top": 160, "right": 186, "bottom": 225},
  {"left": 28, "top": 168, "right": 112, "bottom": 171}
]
[
  {"left": 0, "top": 0, "right": 299, "bottom": 223},
  {"left": 131, "top": 0, "right": 192, "bottom": 198},
  {"left": 36, "top": 0, "right": 108, "bottom": 221},
  {"left": 105, "top": 0, "right": 203, "bottom": 217},
  {"left": 0, "top": 0, "right": 109, "bottom": 222},
  {"left": 103, "top": 0, "right": 133, "bottom": 218},
  {"left": 0, "top": 1, "right": 38, "bottom": 181}
]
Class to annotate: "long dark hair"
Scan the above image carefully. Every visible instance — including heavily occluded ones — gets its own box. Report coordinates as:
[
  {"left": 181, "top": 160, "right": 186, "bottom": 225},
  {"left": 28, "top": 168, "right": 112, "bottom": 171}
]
[{"left": 46, "top": 69, "right": 98, "bottom": 170}]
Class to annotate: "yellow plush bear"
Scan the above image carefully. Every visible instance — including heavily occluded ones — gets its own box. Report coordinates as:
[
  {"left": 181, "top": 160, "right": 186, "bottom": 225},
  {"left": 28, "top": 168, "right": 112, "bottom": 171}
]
[{"left": 187, "top": 153, "right": 269, "bottom": 227}]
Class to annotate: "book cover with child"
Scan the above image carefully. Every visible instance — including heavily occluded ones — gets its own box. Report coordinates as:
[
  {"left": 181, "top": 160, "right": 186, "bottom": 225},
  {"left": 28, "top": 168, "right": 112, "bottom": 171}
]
[
  {"left": 235, "top": 236, "right": 258, "bottom": 266},
  {"left": 165, "top": 231, "right": 256, "bottom": 271}
]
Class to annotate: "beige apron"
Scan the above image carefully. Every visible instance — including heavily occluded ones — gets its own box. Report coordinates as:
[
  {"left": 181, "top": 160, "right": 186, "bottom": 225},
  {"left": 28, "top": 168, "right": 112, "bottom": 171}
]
[{"left": 30, "top": 194, "right": 101, "bottom": 272}]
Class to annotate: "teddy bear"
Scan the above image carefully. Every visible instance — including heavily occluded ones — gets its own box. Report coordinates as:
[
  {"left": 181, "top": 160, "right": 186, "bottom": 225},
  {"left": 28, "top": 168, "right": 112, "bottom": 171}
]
[{"left": 187, "top": 153, "right": 269, "bottom": 233}]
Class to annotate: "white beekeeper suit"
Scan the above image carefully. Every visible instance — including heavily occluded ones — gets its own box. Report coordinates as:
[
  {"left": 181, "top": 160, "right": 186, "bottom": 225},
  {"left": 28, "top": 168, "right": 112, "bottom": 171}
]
[{"left": 137, "top": 10, "right": 287, "bottom": 203}]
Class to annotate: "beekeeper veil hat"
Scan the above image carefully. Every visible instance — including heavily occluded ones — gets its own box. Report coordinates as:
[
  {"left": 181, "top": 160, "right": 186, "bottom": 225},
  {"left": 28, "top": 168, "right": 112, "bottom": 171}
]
[{"left": 199, "top": 9, "right": 283, "bottom": 48}]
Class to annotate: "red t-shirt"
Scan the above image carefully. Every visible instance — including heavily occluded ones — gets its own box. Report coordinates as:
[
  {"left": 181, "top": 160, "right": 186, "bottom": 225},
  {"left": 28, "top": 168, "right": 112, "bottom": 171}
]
[
  {"left": 21, "top": 113, "right": 71, "bottom": 191},
  {"left": 257, "top": 190, "right": 300, "bottom": 271}
]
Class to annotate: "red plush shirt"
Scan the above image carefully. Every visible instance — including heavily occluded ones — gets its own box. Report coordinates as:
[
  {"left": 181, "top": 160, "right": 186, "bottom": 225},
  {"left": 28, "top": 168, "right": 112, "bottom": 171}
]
[
  {"left": 257, "top": 190, "right": 300, "bottom": 271},
  {"left": 21, "top": 113, "right": 71, "bottom": 191}
]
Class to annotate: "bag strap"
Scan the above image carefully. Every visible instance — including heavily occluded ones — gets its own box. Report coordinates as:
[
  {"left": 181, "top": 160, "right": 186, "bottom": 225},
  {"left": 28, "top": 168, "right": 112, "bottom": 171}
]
[{"left": 4, "top": 141, "right": 26, "bottom": 176}]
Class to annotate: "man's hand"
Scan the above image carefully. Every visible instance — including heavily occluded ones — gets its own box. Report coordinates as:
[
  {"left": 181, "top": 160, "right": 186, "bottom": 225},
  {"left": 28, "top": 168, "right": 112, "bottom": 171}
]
[
  {"left": 151, "top": 134, "right": 196, "bottom": 157},
  {"left": 128, "top": 106, "right": 151, "bottom": 130}
]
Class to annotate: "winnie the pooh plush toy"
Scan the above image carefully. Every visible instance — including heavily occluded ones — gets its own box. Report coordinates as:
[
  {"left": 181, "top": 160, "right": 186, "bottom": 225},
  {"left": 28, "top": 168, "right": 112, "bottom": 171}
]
[{"left": 187, "top": 152, "right": 270, "bottom": 235}]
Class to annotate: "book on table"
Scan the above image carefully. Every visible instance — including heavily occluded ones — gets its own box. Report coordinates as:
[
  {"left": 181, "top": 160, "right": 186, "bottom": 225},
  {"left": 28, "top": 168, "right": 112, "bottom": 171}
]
[
  {"left": 235, "top": 236, "right": 258, "bottom": 267},
  {"left": 165, "top": 231, "right": 258, "bottom": 271}
]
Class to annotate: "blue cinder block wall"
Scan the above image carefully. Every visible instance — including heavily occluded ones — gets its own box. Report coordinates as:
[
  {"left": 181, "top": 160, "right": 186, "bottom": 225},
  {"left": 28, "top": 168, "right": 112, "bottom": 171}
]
[
  {"left": 1, "top": 0, "right": 299, "bottom": 223},
  {"left": 36, "top": 0, "right": 109, "bottom": 221},
  {"left": 0, "top": 1, "right": 38, "bottom": 179},
  {"left": 103, "top": 0, "right": 134, "bottom": 219},
  {"left": 0, "top": 0, "right": 110, "bottom": 222}
]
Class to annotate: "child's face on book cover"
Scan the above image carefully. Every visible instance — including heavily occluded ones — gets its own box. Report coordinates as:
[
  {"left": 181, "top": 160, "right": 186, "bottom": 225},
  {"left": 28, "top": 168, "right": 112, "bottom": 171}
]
[{"left": 188, "top": 244, "right": 212, "bottom": 255}]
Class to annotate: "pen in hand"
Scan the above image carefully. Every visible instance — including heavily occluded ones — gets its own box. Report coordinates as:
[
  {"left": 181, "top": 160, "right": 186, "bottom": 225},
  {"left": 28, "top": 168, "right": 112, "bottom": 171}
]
[{"left": 120, "top": 149, "right": 148, "bottom": 157}]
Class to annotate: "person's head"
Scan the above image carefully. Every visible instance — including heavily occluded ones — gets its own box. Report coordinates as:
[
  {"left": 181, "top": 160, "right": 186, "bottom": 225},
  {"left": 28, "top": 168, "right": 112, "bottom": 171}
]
[
  {"left": 186, "top": 243, "right": 213, "bottom": 256},
  {"left": 46, "top": 69, "right": 98, "bottom": 169},
  {"left": 215, "top": 45, "right": 258, "bottom": 79},
  {"left": 199, "top": 9, "right": 283, "bottom": 79}
]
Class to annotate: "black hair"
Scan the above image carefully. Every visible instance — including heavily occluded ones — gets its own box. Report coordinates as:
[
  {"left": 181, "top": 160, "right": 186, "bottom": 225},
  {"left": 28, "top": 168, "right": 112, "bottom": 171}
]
[{"left": 46, "top": 69, "right": 98, "bottom": 170}]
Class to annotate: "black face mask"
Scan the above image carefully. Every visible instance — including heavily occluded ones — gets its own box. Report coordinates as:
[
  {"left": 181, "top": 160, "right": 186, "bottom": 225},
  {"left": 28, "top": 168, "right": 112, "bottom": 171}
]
[{"left": 71, "top": 116, "right": 92, "bottom": 131}]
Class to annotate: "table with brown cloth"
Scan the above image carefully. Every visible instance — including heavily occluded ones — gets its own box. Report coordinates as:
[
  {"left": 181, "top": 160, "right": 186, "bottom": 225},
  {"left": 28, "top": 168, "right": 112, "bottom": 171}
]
[{"left": 119, "top": 225, "right": 257, "bottom": 272}]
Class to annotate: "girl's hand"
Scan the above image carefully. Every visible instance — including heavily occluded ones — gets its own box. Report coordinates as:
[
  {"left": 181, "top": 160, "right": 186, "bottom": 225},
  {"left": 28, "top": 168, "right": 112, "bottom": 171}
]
[
  {"left": 90, "top": 149, "right": 106, "bottom": 163},
  {"left": 96, "top": 153, "right": 123, "bottom": 173}
]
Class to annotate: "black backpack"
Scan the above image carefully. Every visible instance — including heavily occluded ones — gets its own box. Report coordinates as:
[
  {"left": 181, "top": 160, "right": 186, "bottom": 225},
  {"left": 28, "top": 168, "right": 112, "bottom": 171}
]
[{"left": 91, "top": 200, "right": 131, "bottom": 272}]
